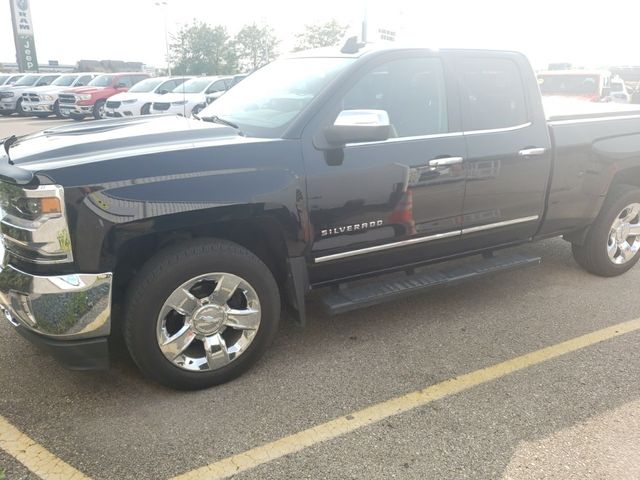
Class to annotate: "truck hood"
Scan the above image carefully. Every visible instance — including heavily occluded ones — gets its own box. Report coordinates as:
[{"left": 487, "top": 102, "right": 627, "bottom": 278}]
[
  {"left": 22, "top": 85, "right": 69, "bottom": 95},
  {"left": 6, "top": 115, "right": 243, "bottom": 170},
  {"left": 62, "top": 86, "right": 108, "bottom": 95}
]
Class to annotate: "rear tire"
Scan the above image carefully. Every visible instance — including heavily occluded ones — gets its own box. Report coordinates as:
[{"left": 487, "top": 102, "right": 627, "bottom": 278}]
[
  {"left": 123, "top": 238, "right": 281, "bottom": 390},
  {"left": 53, "top": 101, "right": 62, "bottom": 118},
  {"left": 572, "top": 184, "right": 640, "bottom": 276},
  {"left": 70, "top": 114, "right": 84, "bottom": 121}
]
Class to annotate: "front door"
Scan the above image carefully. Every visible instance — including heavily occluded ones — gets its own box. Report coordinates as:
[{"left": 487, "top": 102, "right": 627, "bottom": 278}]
[{"left": 303, "top": 53, "right": 468, "bottom": 285}]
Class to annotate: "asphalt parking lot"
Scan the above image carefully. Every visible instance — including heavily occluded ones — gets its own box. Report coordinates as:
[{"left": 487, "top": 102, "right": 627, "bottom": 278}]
[{"left": 1, "top": 115, "right": 640, "bottom": 480}]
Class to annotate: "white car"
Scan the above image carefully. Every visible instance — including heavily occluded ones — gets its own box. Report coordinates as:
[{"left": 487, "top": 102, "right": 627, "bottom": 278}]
[
  {"left": 105, "top": 76, "right": 191, "bottom": 117},
  {"left": 609, "top": 77, "right": 631, "bottom": 103},
  {"left": 151, "top": 76, "right": 230, "bottom": 117}
]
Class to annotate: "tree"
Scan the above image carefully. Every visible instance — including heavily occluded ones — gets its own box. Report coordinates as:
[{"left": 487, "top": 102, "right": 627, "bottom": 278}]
[
  {"left": 169, "top": 21, "right": 237, "bottom": 75},
  {"left": 234, "top": 23, "right": 279, "bottom": 72},
  {"left": 293, "top": 20, "right": 348, "bottom": 52}
]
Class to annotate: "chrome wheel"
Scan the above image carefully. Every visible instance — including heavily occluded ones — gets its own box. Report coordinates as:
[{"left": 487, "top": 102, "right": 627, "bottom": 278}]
[
  {"left": 156, "top": 272, "right": 261, "bottom": 372},
  {"left": 607, "top": 203, "right": 640, "bottom": 265}
]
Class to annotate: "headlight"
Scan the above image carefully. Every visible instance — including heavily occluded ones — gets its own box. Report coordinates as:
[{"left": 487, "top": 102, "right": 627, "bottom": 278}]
[
  {"left": 77, "top": 94, "right": 92, "bottom": 101},
  {"left": 0, "top": 184, "right": 73, "bottom": 264},
  {"left": 41, "top": 94, "right": 54, "bottom": 101},
  {"left": 171, "top": 100, "right": 188, "bottom": 106},
  {"left": 122, "top": 99, "right": 137, "bottom": 104}
]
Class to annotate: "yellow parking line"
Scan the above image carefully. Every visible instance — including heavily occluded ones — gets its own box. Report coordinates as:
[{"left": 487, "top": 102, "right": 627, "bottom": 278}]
[
  {"left": 171, "top": 317, "right": 640, "bottom": 480},
  {"left": 0, "top": 415, "right": 90, "bottom": 480}
]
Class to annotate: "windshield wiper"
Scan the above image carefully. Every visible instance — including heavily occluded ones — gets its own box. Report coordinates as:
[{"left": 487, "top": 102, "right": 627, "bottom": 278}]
[{"left": 197, "top": 115, "right": 241, "bottom": 131}]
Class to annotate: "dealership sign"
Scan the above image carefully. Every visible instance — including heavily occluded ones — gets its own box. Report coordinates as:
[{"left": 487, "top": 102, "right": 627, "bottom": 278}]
[{"left": 9, "top": 0, "right": 39, "bottom": 72}]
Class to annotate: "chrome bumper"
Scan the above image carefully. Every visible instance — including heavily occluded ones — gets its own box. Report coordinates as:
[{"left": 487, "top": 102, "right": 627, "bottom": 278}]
[
  {"left": 58, "top": 104, "right": 93, "bottom": 116},
  {"left": 0, "top": 263, "right": 113, "bottom": 340},
  {"left": 0, "top": 99, "right": 17, "bottom": 111},
  {"left": 22, "top": 101, "right": 55, "bottom": 113}
]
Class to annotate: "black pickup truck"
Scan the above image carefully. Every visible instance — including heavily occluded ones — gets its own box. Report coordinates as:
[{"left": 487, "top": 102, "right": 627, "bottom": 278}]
[{"left": 2, "top": 43, "right": 640, "bottom": 389}]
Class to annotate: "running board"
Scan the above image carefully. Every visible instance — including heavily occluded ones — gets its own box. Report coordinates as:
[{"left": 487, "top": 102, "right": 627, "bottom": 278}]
[{"left": 322, "top": 253, "right": 541, "bottom": 315}]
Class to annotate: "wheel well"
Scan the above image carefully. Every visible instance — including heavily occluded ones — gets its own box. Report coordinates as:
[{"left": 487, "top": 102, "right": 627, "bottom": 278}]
[
  {"left": 110, "top": 219, "right": 289, "bottom": 315},
  {"left": 610, "top": 167, "right": 640, "bottom": 190}
]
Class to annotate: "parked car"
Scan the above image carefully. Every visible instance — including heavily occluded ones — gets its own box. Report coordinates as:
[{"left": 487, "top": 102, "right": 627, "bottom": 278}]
[
  {"left": 537, "top": 69, "right": 612, "bottom": 102},
  {"left": 0, "top": 73, "right": 60, "bottom": 116},
  {"left": 58, "top": 72, "right": 150, "bottom": 120},
  {"left": 608, "top": 77, "right": 631, "bottom": 103},
  {"left": 203, "top": 74, "right": 247, "bottom": 106},
  {"left": 0, "top": 74, "right": 24, "bottom": 87},
  {"left": 105, "top": 76, "right": 191, "bottom": 117},
  {"left": 21, "top": 73, "right": 99, "bottom": 118},
  {"left": 151, "top": 76, "right": 231, "bottom": 117},
  {"left": 4, "top": 45, "right": 640, "bottom": 390}
]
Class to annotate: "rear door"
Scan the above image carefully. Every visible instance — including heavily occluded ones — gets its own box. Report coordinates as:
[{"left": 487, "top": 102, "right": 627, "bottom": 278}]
[{"left": 453, "top": 53, "right": 552, "bottom": 249}]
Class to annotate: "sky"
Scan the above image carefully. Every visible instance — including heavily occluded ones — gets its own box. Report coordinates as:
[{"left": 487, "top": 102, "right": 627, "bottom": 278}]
[{"left": 1, "top": 0, "right": 639, "bottom": 71}]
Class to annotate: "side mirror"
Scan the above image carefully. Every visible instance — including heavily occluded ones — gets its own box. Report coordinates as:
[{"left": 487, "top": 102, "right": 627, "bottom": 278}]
[
  {"left": 323, "top": 110, "right": 391, "bottom": 148},
  {"left": 158, "top": 89, "right": 169, "bottom": 95}
]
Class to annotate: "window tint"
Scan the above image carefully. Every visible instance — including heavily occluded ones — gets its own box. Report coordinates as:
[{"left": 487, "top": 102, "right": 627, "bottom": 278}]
[
  {"left": 459, "top": 58, "right": 528, "bottom": 130},
  {"left": 207, "top": 80, "right": 227, "bottom": 94},
  {"left": 130, "top": 75, "right": 146, "bottom": 86},
  {"left": 117, "top": 76, "right": 133, "bottom": 88},
  {"left": 36, "top": 75, "right": 58, "bottom": 86},
  {"left": 342, "top": 57, "right": 448, "bottom": 138}
]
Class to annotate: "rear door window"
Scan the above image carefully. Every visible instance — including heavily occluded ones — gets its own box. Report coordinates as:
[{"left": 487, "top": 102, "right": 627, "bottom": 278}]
[{"left": 458, "top": 58, "right": 528, "bottom": 131}]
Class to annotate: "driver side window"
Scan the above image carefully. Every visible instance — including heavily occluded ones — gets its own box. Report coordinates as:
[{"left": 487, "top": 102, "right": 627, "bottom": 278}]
[{"left": 342, "top": 57, "right": 448, "bottom": 138}]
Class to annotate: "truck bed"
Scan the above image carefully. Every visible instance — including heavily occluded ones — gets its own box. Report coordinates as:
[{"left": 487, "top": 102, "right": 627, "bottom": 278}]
[{"left": 544, "top": 96, "right": 640, "bottom": 122}]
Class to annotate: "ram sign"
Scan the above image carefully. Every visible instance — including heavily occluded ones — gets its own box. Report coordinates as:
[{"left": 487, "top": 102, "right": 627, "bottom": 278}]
[{"left": 9, "top": 0, "right": 39, "bottom": 72}]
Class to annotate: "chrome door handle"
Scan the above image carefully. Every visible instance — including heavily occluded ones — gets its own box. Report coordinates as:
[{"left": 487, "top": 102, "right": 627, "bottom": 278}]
[
  {"left": 518, "top": 147, "right": 546, "bottom": 157},
  {"left": 428, "top": 157, "right": 464, "bottom": 168}
]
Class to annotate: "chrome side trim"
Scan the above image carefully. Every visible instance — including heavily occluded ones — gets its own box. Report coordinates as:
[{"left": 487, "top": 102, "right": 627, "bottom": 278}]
[
  {"left": 314, "top": 215, "right": 541, "bottom": 264},
  {"left": 345, "top": 123, "right": 533, "bottom": 147},
  {"left": 461, "top": 215, "right": 540, "bottom": 235},
  {"left": 314, "top": 230, "right": 461, "bottom": 263},
  {"left": 463, "top": 122, "right": 532, "bottom": 136},
  {"left": 548, "top": 113, "right": 640, "bottom": 126}
]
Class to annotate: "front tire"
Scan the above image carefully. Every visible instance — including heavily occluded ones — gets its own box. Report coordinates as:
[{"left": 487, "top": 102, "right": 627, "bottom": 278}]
[
  {"left": 93, "top": 99, "right": 106, "bottom": 120},
  {"left": 123, "top": 239, "right": 281, "bottom": 390},
  {"left": 572, "top": 185, "right": 640, "bottom": 276},
  {"left": 15, "top": 98, "right": 25, "bottom": 116}
]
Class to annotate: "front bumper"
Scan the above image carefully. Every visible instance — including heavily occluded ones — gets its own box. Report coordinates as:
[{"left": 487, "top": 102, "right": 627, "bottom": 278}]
[
  {"left": 0, "top": 261, "right": 113, "bottom": 370},
  {"left": 0, "top": 99, "right": 17, "bottom": 111},
  {"left": 58, "top": 104, "right": 94, "bottom": 116},
  {"left": 22, "top": 101, "right": 55, "bottom": 113}
]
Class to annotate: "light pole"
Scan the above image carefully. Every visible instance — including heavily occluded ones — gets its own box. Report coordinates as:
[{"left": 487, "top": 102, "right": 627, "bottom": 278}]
[
  {"left": 153, "top": 1, "right": 171, "bottom": 75},
  {"left": 361, "top": 0, "right": 369, "bottom": 42}
]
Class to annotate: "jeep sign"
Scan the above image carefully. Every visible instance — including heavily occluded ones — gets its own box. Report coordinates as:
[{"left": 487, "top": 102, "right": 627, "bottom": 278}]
[{"left": 9, "top": 0, "right": 39, "bottom": 72}]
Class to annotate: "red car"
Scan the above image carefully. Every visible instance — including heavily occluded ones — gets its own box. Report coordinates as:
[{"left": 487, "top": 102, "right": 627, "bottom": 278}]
[{"left": 58, "top": 72, "right": 150, "bottom": 120}]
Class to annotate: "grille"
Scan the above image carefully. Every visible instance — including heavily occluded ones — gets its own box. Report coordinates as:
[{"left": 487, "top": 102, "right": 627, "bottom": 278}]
[
  {"left": 0, "top": 91, "right": 13, "bottom": 99},
  {"left": 153, "top": 102, "right": 170, "bottom": 111},
  {"left": 22, "top": 93, "right": 39, "bottom": 102},
  {"left": 58, "top": 94, "right": 76, "bottom": 105},
  {"left": 105, "top": 101, "right": 121, "bottom": 108}
]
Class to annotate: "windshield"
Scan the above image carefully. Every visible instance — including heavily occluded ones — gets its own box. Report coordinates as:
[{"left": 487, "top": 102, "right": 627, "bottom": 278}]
[
  {"left": 200, "top": 57, "right": 354, "bottom": 137},
  {"left": 89, "top": 75, "right": 116, "bottom": 87},
  {"left": 14, "top": 75, "right": 40, "bottom": 87},
  {"left": 52, "top": 75, "right": 79, "bottom": 87},
  {"left": 173, "top": 78, "right": 213, "bottom": 94},
  {"left": 129, "top": 78, "right": 164, "bottom": 93},
  {"left": 538, "top": 74, "right": 601, "bottom": 95}
]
